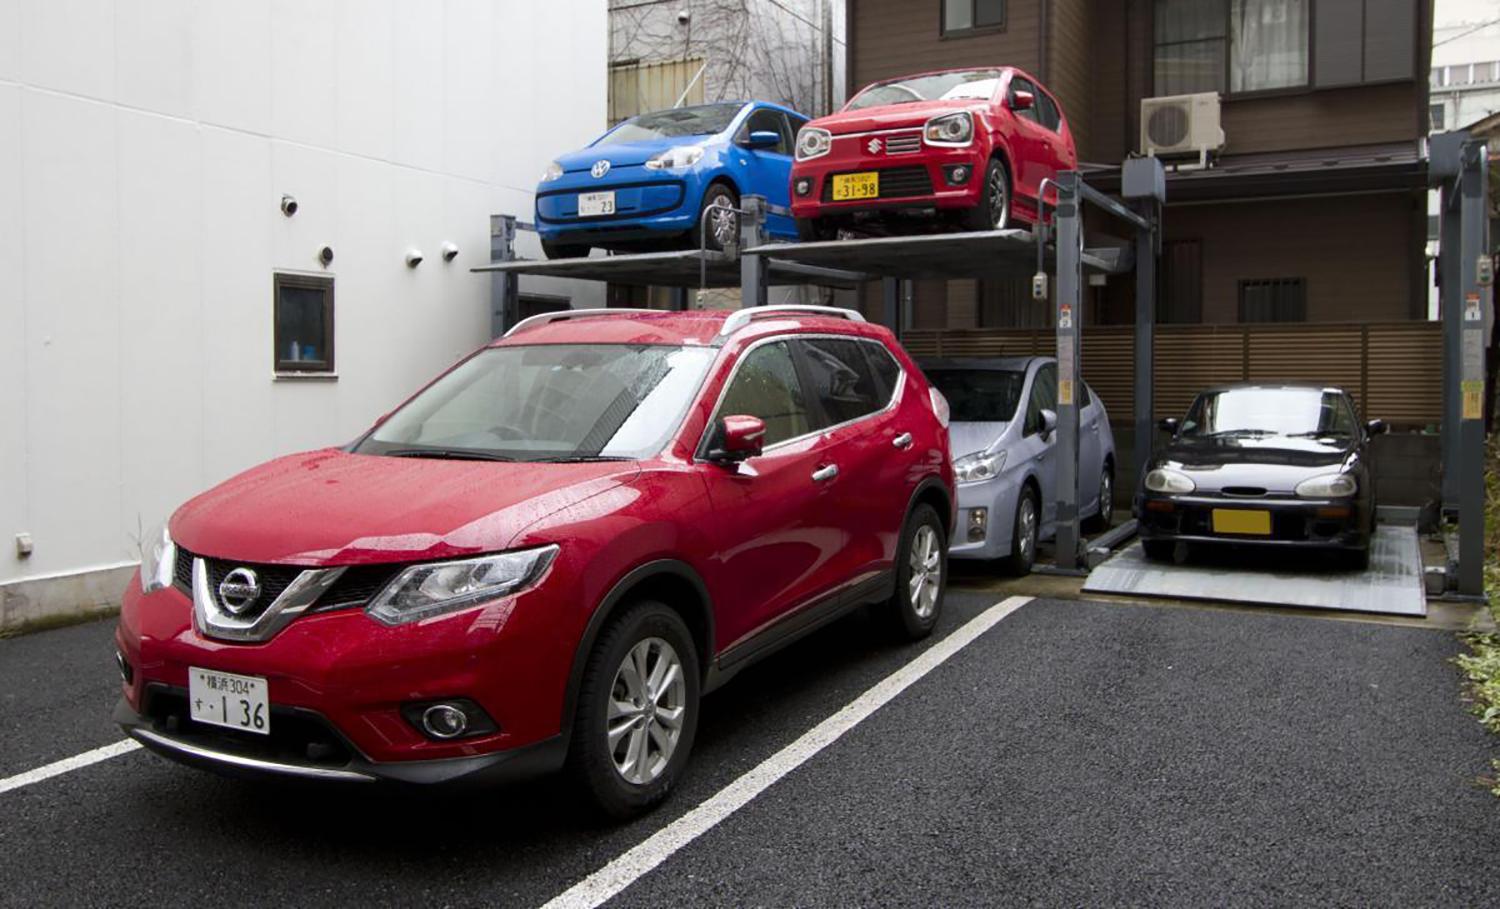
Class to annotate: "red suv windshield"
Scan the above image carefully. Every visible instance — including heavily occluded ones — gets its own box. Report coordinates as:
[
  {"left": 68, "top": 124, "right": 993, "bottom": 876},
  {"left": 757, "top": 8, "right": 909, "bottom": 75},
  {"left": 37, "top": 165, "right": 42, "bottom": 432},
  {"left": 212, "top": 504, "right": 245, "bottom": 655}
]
[{"left": 356, "top": 344, "right": 717, "bottom": 462}]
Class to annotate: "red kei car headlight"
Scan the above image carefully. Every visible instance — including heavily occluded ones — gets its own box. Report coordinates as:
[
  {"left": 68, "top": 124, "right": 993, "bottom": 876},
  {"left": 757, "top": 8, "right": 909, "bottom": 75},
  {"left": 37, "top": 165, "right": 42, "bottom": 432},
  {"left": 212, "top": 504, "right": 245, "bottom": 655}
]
[
  {"left": 795, "top": 127, "right": 832, "bottom": 161},
  {"left": 924, "top": 112, "right": 974, "bottom": 147}
]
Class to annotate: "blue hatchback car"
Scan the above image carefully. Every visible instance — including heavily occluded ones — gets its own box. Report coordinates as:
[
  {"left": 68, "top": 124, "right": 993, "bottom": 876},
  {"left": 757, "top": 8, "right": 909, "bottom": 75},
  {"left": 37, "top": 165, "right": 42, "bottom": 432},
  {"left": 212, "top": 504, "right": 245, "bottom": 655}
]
[{"left": 535, "top": 101, "right": 808, "bottom": 259}]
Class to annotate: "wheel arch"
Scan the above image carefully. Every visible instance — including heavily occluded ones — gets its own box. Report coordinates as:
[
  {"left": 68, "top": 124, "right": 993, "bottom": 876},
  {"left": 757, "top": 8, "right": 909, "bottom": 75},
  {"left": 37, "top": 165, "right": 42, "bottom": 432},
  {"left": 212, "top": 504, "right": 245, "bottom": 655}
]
[{"left": 905, "top": 475, "right": 955, "bottom": 538}]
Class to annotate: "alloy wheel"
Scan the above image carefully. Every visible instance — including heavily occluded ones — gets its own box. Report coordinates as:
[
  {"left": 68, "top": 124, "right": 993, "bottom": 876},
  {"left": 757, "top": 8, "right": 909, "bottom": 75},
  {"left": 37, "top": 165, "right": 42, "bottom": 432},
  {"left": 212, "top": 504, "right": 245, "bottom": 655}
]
[
  {"left": 709, "top": 197, "right": 738, "bottom": 247},
  {"left": 908, "top": 524, "right": 942, "bottom": 619},
  {"left": 607, "top": 637, "right": 686, "bottom": 785},
  {"left": 1019, "top": 496, "right": 1037, "bottom": 562},
  {"left": 989, "top": 167, "right": 1009, "bottom": 229},
  {"left": 1099, "top": 471, "right": 1114, "bottom": 525}
]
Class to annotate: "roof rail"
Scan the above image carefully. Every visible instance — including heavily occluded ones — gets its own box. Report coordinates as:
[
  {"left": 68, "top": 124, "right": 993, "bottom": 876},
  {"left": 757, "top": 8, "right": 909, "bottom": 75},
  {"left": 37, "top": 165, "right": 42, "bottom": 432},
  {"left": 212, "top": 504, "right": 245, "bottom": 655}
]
[
  {"left": 718, "top": 305, "right": 867, "bottom": 337},
  {"left": 503, "top": 308, "right": 660, "bottom": 337}
]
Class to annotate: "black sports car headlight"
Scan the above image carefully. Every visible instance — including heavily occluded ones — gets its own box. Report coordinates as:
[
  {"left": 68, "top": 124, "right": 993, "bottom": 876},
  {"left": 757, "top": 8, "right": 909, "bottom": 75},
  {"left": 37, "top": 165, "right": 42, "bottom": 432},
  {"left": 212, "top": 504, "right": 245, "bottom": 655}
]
[
  {"left": 1144, "top": 468, "right": 1194, "bottom": 494},
  {"left": 1295, "top": 473, "right": 1357, "bottom": 498}
]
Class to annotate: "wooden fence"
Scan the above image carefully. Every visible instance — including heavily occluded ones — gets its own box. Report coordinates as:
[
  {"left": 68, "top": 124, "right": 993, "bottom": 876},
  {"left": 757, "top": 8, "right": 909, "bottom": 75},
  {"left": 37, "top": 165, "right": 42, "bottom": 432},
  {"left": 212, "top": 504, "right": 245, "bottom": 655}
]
[{"left": 899, "top": 321, "right": 1443, "bottom": 427}]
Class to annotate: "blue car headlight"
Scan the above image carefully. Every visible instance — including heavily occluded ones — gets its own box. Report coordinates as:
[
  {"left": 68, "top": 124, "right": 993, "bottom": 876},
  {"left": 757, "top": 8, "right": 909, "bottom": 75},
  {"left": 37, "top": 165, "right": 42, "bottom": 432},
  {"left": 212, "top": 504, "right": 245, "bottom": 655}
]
[
  {"left": 645, "top": 146, "right": 705, "bottom": 170},
  {"left": 541, "top": 161, "right": 563, "bottom": 182}
]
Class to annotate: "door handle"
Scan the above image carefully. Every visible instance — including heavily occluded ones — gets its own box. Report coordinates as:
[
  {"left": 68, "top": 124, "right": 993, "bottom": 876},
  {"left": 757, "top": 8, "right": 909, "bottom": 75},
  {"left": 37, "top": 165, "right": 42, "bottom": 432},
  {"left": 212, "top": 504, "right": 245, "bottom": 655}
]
[
  {"left": 812, "top": 464, "right": 839, "bottom": 483},
  {"left": 892, "top": 432, "right": 913, "bottom": 449}
]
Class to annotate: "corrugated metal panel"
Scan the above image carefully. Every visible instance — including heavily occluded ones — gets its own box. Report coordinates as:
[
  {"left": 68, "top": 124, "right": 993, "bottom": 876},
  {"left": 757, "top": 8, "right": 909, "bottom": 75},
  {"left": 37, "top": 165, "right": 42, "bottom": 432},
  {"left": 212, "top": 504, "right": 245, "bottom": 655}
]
[
  {"left": 898, "top": 322, "right": 1442, "bottom": 427},
  {"left": 609, "top": 58, "right": 704, "bottom": 124}
]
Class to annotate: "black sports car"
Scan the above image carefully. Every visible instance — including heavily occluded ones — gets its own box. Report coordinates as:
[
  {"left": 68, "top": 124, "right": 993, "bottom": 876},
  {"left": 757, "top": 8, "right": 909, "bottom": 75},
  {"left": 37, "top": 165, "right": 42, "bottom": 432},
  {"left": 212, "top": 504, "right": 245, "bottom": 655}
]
[{"left": 1134, "top": 384, "right": 1385, "bottom": 568}]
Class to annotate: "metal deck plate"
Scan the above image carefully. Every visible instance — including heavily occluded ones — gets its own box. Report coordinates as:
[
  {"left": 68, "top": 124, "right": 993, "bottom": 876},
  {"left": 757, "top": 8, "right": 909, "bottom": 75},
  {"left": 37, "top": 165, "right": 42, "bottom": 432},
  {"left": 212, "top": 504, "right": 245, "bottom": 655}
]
[
  {"left": 471, "top": 249, "right": 868, "bottom": 289},
  {"left": 1082, "top": 525, "right": 1427, "bottom": 617},
  {"left": 745, "top": 229, "right": 1132, "bottom": 281}
]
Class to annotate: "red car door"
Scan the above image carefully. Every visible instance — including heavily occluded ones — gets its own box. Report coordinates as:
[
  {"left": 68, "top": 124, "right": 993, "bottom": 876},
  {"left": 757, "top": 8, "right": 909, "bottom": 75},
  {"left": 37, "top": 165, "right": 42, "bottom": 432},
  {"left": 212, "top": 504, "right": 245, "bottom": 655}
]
[
  {"left": 696, "top": 339, "right": 846, "bottom": 652},
  {"left": 1003, "top": 73, "right": 1051, "bottom": 219}
]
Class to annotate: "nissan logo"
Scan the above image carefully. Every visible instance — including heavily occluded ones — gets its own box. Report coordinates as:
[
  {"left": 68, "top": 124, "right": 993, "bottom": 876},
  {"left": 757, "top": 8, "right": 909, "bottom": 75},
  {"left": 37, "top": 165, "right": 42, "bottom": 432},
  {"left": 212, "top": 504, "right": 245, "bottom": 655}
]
[
  {"left": 218, "top": 567, "right": 263, "bottom": 616},
  {"left": 590, "top": 159, "right": 611, "bottom": 178},
  {"left": 867, "top": 137, "right": 883, "bottom": 155}
]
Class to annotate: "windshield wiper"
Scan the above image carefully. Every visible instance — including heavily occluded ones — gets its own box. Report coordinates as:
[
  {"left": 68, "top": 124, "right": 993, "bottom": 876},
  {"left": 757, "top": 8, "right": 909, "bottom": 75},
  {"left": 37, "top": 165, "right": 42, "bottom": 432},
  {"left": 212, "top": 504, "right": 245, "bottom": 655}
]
[
  {"left": 382, "top": 448, "right": 517, "bottom": 462},
  {"left": 1286, "top": 431, "right": 1351, "bottom": 439},
  {"left": 1206, "top": 429, "right": 1274, "bottom": 438},
  {"left": 530, "top": 455, "right": 634, "bottom": 463}
]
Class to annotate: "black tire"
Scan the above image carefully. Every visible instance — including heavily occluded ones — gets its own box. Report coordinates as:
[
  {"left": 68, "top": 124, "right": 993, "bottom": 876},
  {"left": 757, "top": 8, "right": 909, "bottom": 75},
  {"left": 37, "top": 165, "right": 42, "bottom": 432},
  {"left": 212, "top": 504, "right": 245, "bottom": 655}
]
[
  {"left": 1346, "top": 546, "right": 1371, "bottom": 572},
  {"left": 541, "top": 239, "right": 590, "bottom": 260},
  {"left": 1001, "top": 485, "right": 1039, "bottom": 576},
  {"left": 959, "top": 157, "right": 1011, "bottom": 232},
  {"left": 796, "top": 216, "right": 830, "bottom": 243},
  {"left": 1082, "top": 464, "right": 1115, "bottom": 534},
  {"left": 1142, "top": 539, "right": 1176, "bottom": 562},
  {"left": 565, "top": 600, "right": 701, "bottom": 820},
  {"left": 881, "top": 504, "right": 947, "bottom": 641},
  {"left": 697, "top": 184, "right": 740, "bottom": 251}
]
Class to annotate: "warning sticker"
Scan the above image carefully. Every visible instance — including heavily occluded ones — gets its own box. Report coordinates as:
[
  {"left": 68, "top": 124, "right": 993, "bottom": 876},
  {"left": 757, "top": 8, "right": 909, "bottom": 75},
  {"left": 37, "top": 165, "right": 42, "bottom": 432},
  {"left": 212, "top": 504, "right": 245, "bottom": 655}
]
[
  {"left": 1462, "top": 380, "right": 1484, "bottom": 421},
  {"left": 1059, "top": 379, "right": 1075, "bottom": 406},
  {"left": 1465, "top": 292, "right": 1482, "bottom": 322},
  {"left": 1058, "top": 303, "right": 1073, "bottom": 329}
]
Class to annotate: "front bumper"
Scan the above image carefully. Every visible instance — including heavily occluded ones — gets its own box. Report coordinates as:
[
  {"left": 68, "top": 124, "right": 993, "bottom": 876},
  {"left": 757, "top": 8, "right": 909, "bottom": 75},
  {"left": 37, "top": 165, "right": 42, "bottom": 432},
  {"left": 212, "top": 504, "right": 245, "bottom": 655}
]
[
  {"left": 947, "top": 476, "right": 1024, "bottom": 561},
  {"left": 791, "top": 145, "right": 984, "bottom": 221},
  {"left": 1134, "top": 494, "right": 1370, "bottom": 550},
  {"left": 535, "top": 166, "right": 703, "bottom": 243}
]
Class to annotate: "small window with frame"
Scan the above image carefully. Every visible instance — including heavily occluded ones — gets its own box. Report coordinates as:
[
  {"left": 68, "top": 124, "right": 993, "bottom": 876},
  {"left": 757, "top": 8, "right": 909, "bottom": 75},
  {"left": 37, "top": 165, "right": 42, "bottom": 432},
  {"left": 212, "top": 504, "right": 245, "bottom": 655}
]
[
  {"left": 274, "top": 273, "right": 335, "bottom": 374},
  {"left": 942, "top": 0, "right": 1006, "bottom": 37},
  {"left": 1238, "top": 277, "right": 1306, "bottom": 322}
]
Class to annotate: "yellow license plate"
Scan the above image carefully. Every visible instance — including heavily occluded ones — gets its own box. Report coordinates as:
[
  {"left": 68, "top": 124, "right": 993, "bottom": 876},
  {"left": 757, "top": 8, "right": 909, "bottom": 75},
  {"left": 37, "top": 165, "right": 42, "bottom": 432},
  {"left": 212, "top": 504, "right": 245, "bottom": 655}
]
[
  {"left": 1211, "top": 509, "right": 1272, "bottom": 536},
  {"left": 831, "top": 172, "right": 879, "bottom": 201}
]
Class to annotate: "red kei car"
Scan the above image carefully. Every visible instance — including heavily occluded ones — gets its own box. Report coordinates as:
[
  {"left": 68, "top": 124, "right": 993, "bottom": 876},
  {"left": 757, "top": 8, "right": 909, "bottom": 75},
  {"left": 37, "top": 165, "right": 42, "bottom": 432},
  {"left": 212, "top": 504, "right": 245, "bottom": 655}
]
[
  {"left": 116, "top": 306, "right": 955, "bottom": 818},
  {"left": 790, "top": 66, "right": 1077, "bottom": 239}
]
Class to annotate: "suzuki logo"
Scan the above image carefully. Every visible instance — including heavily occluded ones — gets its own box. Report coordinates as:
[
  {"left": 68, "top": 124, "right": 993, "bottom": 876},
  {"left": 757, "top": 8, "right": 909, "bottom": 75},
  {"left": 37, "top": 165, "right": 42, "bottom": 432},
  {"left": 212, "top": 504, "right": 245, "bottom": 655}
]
[
  {"left": 590, "top": 159, "right": 611, "bottom": 178},
  {"left": 867, "top": 137, "right": 883, "bottom": 155},
  {"left": 218, "top": 567, "right": 263, "bottom": 616}
]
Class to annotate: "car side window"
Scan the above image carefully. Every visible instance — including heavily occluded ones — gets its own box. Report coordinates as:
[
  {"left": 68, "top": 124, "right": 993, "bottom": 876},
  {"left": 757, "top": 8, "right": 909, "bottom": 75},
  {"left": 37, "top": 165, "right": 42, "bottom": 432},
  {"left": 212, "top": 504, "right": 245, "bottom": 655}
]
[
  {"left": 1024, "top": 364, "right": 1058, "bottom": 435},
  {"left": 863, "top": 342, "right": 903, "bottom": 401},
  {"left": 712, "top": 341, "right": 811, "bottom": 448},
  {"left": 742, "top": 108, "right": 792, "bottom": 156},
  {"left": 1036, "top": 92, "right": 1061, "bottom": 133},
  {"left": 1080, "top": 382, "right": 1093, "bottom": 409},
  {"left": 796, "top": 338, "right": 887, "bottom": 427},
  {"left": 1008, "top": 76, "right": 1041, "bottom": 125}
]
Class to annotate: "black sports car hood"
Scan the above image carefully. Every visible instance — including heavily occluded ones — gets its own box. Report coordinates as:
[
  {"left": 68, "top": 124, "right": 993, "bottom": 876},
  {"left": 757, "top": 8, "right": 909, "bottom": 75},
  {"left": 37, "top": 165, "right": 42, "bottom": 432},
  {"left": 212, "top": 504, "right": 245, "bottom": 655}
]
[{"left": 1156, "top": 435, "right": 1357, "bottom": 494}]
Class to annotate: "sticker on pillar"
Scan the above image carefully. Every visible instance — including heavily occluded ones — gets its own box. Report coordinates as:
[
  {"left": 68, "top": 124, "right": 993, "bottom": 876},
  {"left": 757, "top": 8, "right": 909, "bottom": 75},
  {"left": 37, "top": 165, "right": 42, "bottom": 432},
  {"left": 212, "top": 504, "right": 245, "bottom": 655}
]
[
  {"left": 1465, "top": 292, "right": 1482, "bottom": 321},
  {"left": 1059, "top": 379, "right": 1074, "bottom": 406},
  {"left": 1058, "top": 303, "right": 1073, "bottom": 329},
  {"left": 1462, "top": 380, "right": 1484, "bottom": 420}
]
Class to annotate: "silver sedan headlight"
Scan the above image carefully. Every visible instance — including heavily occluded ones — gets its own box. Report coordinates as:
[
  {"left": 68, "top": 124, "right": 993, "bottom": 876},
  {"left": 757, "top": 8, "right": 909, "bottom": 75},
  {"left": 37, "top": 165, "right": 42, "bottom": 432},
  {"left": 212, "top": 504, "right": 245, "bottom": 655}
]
[
  {"left": 1144, "top": 468, "right": 1195, "bottom": 494},
  {"left": 1295, "top": 473, "right": 1357, "bottom": 498},
  {"left": 139, "top": 522, "right": 176, "bottom": 595},
  {"left": 366, "top": 545, "right": 559, "bottom": 626},
  {"left": 795, "top": 127, "right": 832, "bottom": 161},
  {"left": 953, "top": 451, "right": 1006, "bottom": 485}
]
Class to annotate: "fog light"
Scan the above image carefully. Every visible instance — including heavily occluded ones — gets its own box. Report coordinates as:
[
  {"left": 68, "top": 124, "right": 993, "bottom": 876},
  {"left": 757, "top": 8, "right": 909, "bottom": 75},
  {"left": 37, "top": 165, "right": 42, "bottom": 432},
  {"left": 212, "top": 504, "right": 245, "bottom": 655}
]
[
  {"left": 421, "top": 703, "right": 469, "bottom": 739},
  {"left": 795, "top": 177, "right": 812, "bottom": 196},
  {"left": 967, "top": 507, "right": 988, "bottom": 542},
  {"left": 944, "top": 165, "right": 971, "bottom": 186}
]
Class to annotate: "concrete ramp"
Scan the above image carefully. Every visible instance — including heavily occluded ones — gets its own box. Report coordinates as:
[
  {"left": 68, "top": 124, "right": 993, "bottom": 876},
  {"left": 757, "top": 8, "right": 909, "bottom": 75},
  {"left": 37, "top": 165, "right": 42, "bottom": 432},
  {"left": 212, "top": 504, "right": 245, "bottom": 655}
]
[{"left": 1083, "top": 525, "right": 1427, "bottom": 617}]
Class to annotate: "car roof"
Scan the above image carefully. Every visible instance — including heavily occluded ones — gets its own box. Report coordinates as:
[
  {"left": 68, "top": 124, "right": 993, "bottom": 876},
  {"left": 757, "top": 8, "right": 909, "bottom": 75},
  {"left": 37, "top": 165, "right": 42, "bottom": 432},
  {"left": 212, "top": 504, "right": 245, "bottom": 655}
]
[
  {"left": 491, "top": 309, "right": 887, "bottom": 349},
  {"left": 1198, "top": 382, "right": 1349, "bottom": 395},
  {"left": 918, "top": 355, "right": 1044, "bottom": 373}
]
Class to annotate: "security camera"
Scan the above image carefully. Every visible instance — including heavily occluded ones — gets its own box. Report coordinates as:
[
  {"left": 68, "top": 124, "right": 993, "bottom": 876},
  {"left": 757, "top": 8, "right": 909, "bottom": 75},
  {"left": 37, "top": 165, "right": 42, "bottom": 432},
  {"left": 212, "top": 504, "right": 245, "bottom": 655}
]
[
  {"left": 441, "top": 242, "right": 459, "bottom": 263},
  {"left": 677, "top": 9, "right": 690, "bottom": 23},
  {"left": 318, "top": 246, "right": 334, "bottom": 266},
  {"left": 405, "top": 249, "right": 424, "bottom": 268},
  {"left": 281, "top": 194, "right": 298, "bottom": 217}
]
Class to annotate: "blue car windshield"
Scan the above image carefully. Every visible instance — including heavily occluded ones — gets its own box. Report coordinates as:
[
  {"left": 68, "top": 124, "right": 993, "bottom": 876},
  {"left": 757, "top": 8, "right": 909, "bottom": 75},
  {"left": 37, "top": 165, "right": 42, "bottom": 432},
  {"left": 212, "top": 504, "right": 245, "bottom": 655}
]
[{"left": 600, "top": 103, "right": 744, "bottom": 145}]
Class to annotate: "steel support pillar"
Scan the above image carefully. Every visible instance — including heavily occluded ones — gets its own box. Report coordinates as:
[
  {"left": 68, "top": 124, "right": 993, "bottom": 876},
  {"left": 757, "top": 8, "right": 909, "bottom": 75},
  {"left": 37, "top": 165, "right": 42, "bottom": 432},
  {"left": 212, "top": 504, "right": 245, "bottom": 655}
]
[
  {"left": 1121, "top": 156, "right": 1166, "bottom": 485},
  {"left": 740, "top": 195, "right": 769, "bottom": 307},
  {"left": 1440, "top": 174, "right": 1463, "bottom": 514},
  {"left": 668, "top": 286, "right": 690, "bottom": 311},
  {"left": 489, "top": 214, "right": 519, "bottom": 337},
  {"left": 1053, "top": 171, "right": 1084, "bottom": 570},
  {"left": 1456, "top": 140, "right": 1490, "bottom": 598},
  {"left": 882, "top": 276, "right": 901, "bottom": 336}
]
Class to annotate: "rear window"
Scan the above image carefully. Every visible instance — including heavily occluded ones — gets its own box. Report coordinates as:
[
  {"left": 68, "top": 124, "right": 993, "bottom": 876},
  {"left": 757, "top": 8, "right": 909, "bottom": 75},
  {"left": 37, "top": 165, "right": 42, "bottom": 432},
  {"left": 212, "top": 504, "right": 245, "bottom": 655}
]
[
  {"left": 924, "top": 368, "right": 1027, "bottom": 422},
  {"left": 797, "top": 338, "right": 889, "bottom": 427}
]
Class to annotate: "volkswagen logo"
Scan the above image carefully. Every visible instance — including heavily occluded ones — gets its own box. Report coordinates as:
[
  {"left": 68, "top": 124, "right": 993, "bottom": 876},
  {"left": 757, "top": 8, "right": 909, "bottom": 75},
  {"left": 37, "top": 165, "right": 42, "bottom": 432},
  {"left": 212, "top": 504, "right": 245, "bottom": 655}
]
[
  {"left": 218, "top": 567, "right": 263, "bottom": 616},
  {"left": 590, "top": 159, "right": 611, "bottom": 178},
  {"left": 867, "top": 137, "right": 883, "bottom": 155}
]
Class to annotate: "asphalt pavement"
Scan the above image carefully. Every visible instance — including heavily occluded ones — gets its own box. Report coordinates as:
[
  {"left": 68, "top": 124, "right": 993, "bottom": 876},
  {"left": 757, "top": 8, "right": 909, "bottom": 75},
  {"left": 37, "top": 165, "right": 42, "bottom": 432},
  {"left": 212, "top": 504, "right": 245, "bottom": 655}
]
[{"left": 0, "top": 592, "right": 1496, "bottom": 907}]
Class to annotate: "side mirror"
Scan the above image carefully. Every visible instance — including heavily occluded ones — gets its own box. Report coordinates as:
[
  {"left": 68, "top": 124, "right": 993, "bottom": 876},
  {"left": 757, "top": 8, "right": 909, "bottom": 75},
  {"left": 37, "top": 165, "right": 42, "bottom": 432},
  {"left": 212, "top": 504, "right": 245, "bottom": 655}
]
[
  {"left": 1366, "top": 418, "right": 1388, "bottom": 437},
  {"left": 1039, "top": 408, "right": 1058, "bottom": 440},
  {"left": 709, "top": 414, "right": 766, "bottom": 464},
  {"left": 1011, "top": 90, "right": 1035, "bottom": 111},
  {"left": 741, "top": 130, "right": 780, "bottom": 150},
  {"left": 1158, "top": 417, "right": 1180, "bottom": 434}
]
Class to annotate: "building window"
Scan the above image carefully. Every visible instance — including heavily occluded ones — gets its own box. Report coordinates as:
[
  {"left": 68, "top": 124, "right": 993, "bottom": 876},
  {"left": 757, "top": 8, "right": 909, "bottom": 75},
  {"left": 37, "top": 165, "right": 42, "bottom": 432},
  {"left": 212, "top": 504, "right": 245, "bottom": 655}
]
[
  {"left": 1429, "top": 102, "right": 1445, "bottom": 132},
  {"left": 274, "top": 273, "right": 335, "bottom": 373},
  {"left": 1154, "top": 0, "right": 1308, "bottom": 95},
  {"left": 942, "top": 0, "right": 1005, "bottom": 36},
  {"left": 1239, "top": 278, "right": 1306, "bottom": 322}
]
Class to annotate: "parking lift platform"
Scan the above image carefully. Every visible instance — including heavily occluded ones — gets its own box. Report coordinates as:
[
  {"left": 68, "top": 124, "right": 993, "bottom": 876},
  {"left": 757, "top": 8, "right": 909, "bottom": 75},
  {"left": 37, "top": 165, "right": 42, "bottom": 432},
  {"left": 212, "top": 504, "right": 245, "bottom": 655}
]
[
  {"left": 472, "top": 247, "right": 869, "bottom": 289},
  {"left": 1082, "top": 525, "right": 1428, "bottom": 618},
  {"left": 746, "top": 228, "right": 1133, "bottom": 281}
]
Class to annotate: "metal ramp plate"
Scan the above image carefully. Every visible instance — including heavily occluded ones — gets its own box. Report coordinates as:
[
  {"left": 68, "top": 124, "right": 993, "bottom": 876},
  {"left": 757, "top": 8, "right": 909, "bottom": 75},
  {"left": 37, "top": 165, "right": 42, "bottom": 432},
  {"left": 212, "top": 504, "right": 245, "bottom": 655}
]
[
  {"left": 746, "top": 229, "right": 1132, "bottom": 281},
  {"left": 1082, "top": 525, "right": 1427, "bottom": 617},
  {"left": 471, "top": 249, "right": 868, "bottom": 289}
]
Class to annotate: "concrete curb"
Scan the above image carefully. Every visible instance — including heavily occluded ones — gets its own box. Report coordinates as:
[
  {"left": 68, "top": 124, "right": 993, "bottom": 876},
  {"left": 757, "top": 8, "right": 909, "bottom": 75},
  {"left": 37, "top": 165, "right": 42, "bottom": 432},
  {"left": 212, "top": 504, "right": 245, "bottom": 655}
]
[{"left": 0, "top": 565, "right": 134, "bottom": 637}]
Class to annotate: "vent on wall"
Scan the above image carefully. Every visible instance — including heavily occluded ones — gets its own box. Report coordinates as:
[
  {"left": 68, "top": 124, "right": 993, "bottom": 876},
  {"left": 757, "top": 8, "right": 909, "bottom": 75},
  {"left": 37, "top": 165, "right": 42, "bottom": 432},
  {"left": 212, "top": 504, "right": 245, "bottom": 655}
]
[{"left": 1140, "top": 92, "right": 1225, "bottom": 169}]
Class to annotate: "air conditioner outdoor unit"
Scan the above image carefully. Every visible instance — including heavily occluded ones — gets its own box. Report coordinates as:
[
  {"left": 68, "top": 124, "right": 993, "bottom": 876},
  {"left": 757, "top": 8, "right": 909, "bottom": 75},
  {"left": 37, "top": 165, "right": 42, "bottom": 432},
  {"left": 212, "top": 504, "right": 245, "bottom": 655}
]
[{"left": 1140, "top": 92, "right": 1225, "bottom": 168}]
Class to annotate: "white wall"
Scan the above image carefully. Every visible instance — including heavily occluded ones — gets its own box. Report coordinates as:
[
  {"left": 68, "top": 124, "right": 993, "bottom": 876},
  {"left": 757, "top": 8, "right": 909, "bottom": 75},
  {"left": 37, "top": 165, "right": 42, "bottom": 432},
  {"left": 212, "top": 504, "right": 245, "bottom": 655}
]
[{"left": 0, "top": 0, "right": 608, "bottom": 594}]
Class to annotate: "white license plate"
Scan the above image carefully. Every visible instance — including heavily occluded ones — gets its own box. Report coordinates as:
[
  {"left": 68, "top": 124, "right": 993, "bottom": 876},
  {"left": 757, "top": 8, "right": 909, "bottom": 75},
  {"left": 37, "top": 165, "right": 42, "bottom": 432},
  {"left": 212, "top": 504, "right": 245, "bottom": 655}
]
[
  {"left": 188, "top": 667, "right": 270, "bottom": 735},
  {"left": 577, "top": 190, "right": 616, "bottom": 217}
]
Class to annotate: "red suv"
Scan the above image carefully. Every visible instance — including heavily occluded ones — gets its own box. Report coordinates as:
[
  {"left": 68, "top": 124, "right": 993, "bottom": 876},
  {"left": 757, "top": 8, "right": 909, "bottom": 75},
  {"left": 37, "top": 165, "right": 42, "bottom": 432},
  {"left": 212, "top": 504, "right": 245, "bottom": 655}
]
[
  {"left": 115, "top": 306, "right": 955, "bottom": 817},
  {"left": 790, "top": 66, "right": 1077, "bottom": 239}
]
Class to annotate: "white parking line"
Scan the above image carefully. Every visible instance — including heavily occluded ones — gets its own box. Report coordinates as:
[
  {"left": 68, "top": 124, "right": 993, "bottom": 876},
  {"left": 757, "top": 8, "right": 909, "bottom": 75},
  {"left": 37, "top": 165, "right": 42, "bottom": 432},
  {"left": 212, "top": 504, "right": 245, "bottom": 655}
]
[
  {"left": 0, "top": 739, "right": 142, "bottom": 796},
  {"left": 540, "top": 594, "right": 1034, "bottom": 909}
]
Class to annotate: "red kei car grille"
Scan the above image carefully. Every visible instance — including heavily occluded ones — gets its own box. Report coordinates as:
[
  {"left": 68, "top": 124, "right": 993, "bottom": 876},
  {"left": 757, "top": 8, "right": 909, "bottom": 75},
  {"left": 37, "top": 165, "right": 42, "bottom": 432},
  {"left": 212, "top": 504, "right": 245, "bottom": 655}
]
[
  {"left": 821, "top": 166, "right": 934, "bottom": 202},
  {"left": 883, "top": 133, "right": 922, "bottom": 155}
]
